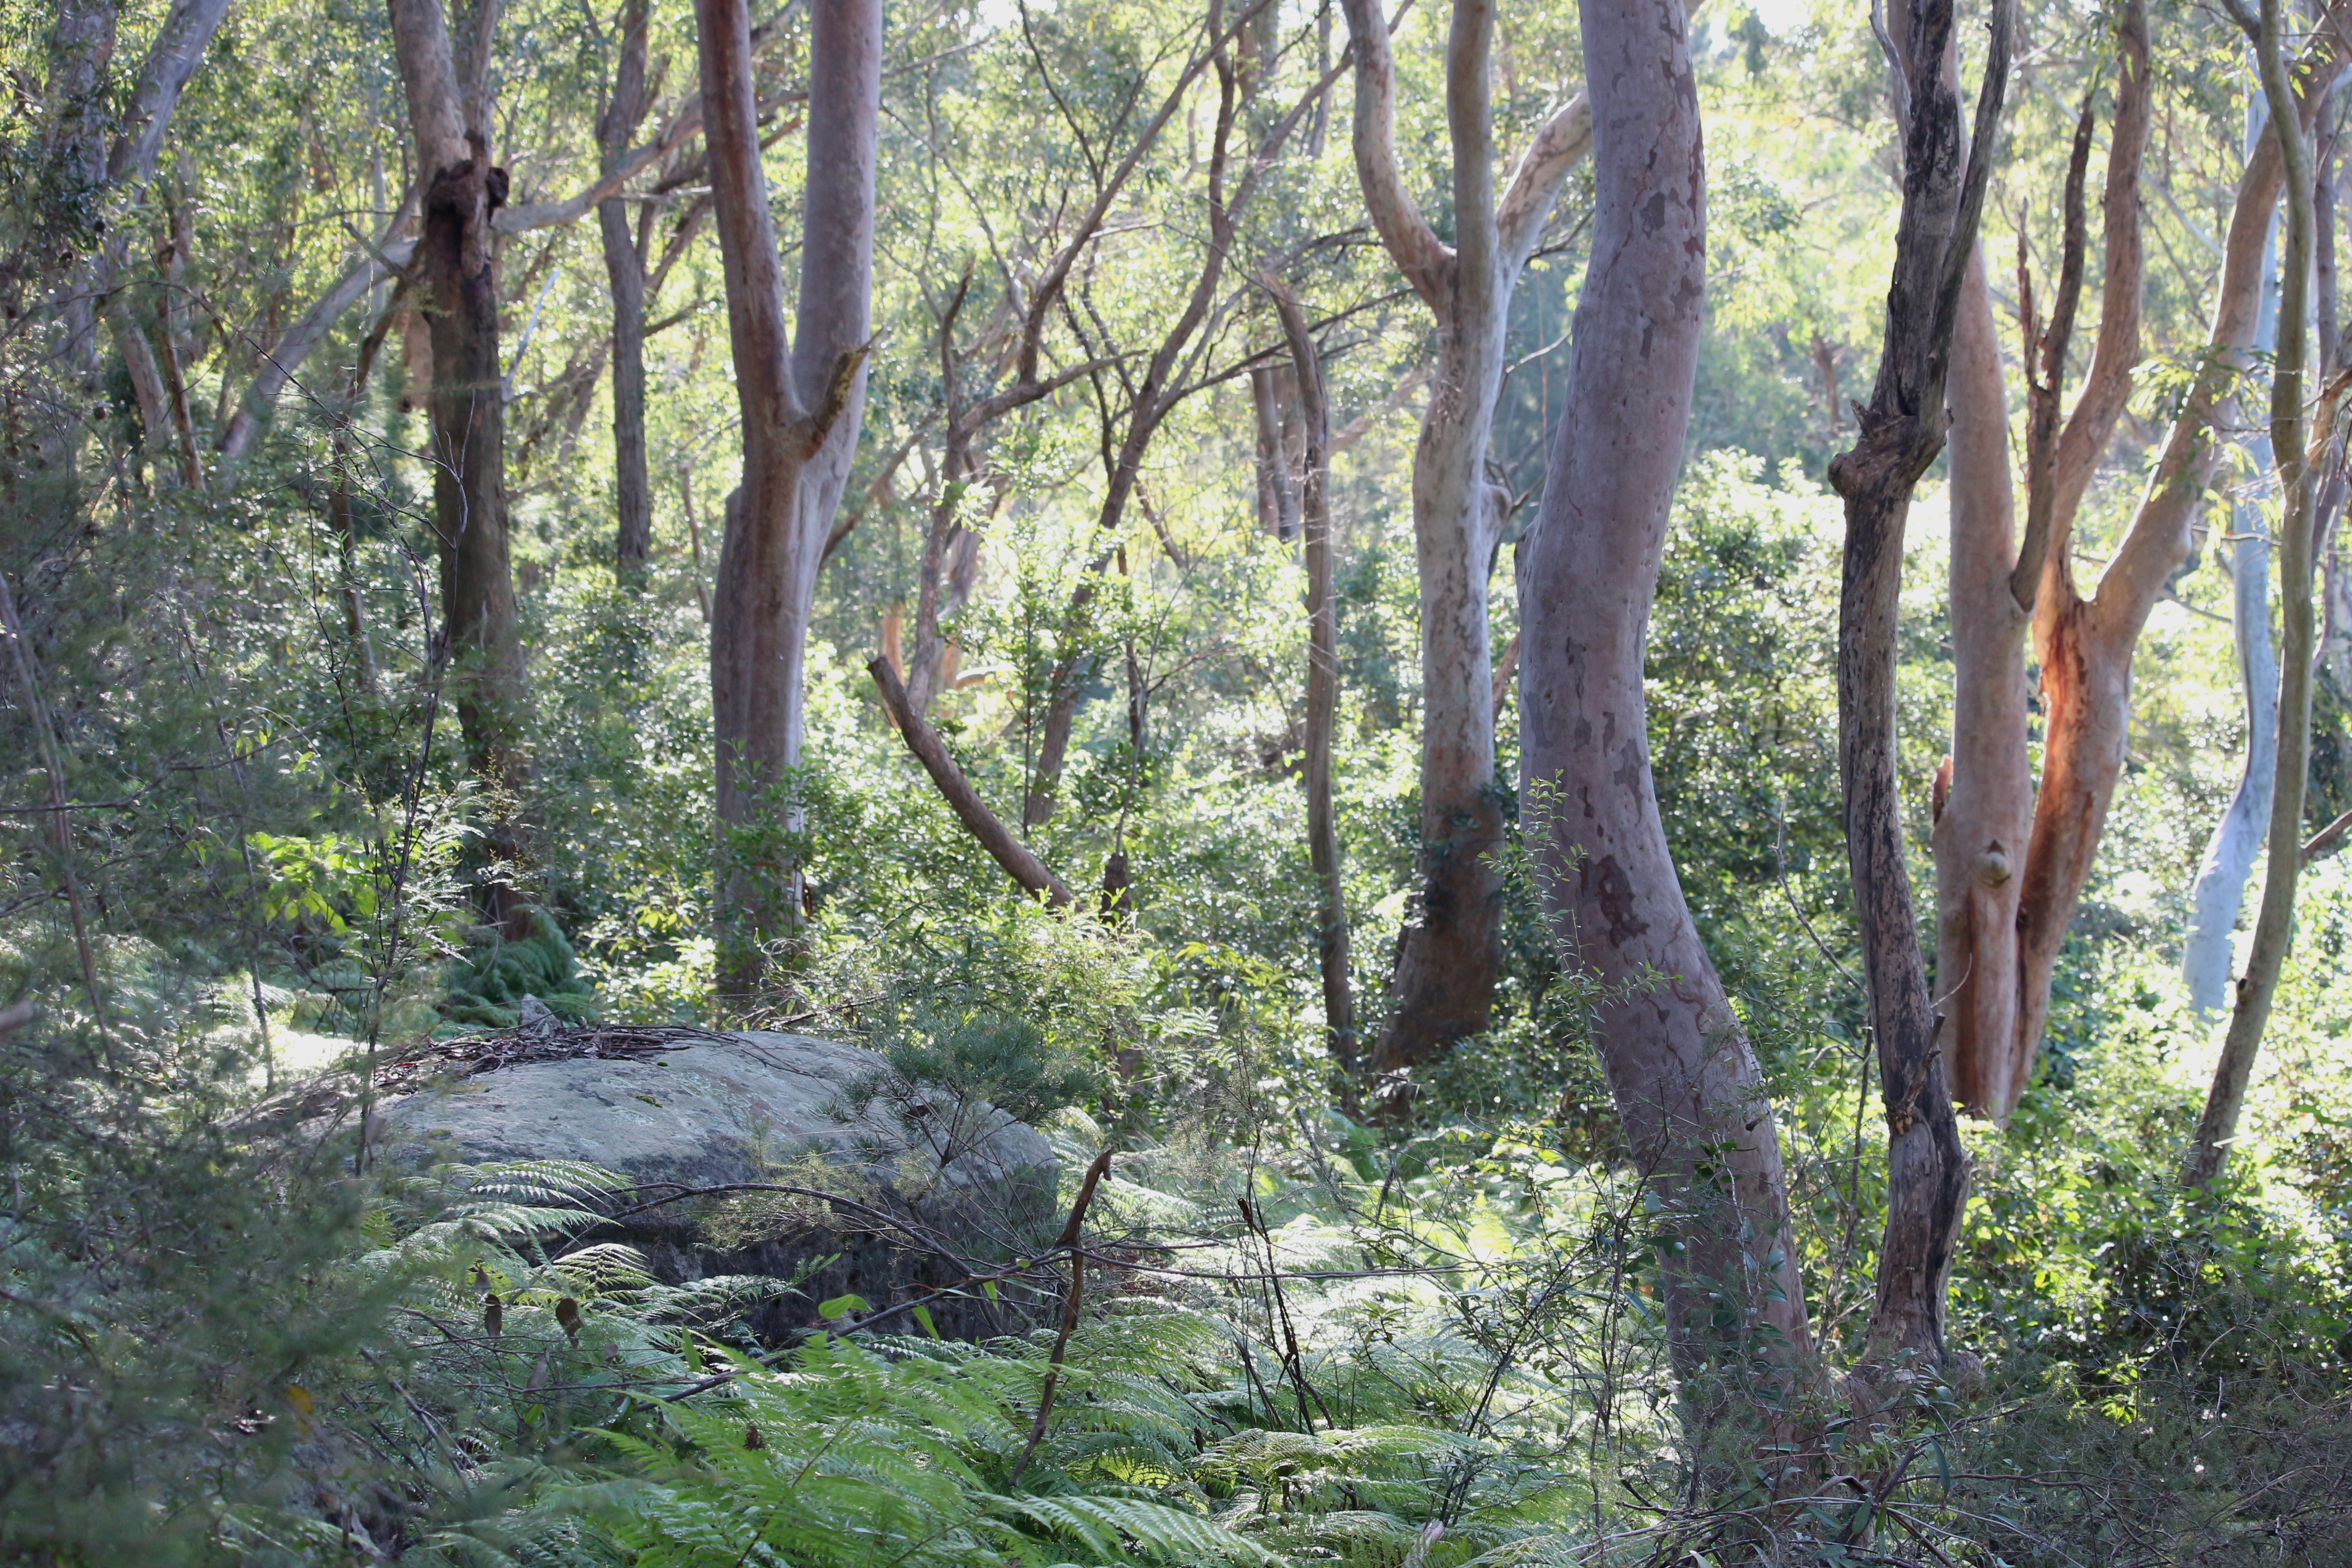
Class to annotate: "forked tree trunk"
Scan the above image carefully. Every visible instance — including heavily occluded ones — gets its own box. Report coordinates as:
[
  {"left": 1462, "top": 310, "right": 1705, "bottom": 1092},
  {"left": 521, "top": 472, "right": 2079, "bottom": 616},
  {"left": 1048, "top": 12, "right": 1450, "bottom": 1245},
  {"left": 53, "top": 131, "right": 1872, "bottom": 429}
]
[
  {"left": 699, "top": 0, "right": 878, "bottom": 994},
  {"left": 600, "top": 0, "right": 655, "bottom": 586},
  {"left": 1936, "top": 0, "right": 2146, "bottom": 1121},
  {"left": 2190, "top": 0, "right": 2325, "bottom": 1186},
  {"left": 1338, "top": 0, "right": 1597, "bottom": 1094},
  {"left": 1827, "top": 0, "right": 2011, "bottom": 1362},
  {"left": 1270, "top": 278, "right": 1357, "bottom": 1103},
  {"left": 1940, "top": 0, "right": 2352, "bottom": 1121},
  {"left": 1518, "top": 0, "right": 1811, "bottom": 1387},
  {"left": 2014, "top": 23, "right": 2343, "bottom": 1108},
  {"left": 390, "top": 0, "right": 531, "bottom": 934}
]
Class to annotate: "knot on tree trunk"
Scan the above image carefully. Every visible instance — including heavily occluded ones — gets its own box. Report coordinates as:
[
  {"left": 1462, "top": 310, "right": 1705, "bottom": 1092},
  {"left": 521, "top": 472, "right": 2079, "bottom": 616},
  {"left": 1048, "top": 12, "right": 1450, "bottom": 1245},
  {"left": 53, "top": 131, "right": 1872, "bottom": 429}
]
[{"left": 423, "top": 154, "right": 509, "bottom": 278}]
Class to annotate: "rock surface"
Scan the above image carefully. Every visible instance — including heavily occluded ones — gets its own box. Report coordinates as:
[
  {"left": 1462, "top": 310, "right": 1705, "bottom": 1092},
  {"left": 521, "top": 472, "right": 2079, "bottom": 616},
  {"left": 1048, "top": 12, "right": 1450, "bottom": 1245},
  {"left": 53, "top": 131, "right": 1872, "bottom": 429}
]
[{"left": 377, "top": 1030, "right": 1058, "bottom": 1338}]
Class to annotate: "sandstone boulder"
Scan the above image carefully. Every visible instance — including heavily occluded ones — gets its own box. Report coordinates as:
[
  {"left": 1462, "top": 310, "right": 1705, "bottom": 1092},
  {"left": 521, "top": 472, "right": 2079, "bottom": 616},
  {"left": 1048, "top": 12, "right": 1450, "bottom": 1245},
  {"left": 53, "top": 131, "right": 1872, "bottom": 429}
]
[{"left": 376, "top": 1029, "right": 1058, "bottom": 1338}]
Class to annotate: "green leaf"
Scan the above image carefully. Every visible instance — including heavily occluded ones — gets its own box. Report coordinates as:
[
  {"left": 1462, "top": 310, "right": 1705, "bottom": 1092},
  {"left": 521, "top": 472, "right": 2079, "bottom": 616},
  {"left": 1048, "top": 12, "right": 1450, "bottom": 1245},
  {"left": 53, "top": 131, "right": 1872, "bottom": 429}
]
[{"left": 818, "top": 1294, "right": 868, "bottom": 1321}]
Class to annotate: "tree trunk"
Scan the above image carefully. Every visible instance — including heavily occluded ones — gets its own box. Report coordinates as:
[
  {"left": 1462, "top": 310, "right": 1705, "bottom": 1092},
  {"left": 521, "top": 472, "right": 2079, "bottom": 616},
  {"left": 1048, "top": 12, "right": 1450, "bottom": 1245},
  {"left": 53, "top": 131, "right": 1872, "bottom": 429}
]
[
  {"left": 327, "top": 287, "right": 402, "bottom": 696},
  {"left": 2012, "top": 24, "right": 2342, "bottom": 1112},
  {"left": 2183, "top": 466, "right": 2282, "bottom": 1015},
  {"left": 1338, "top": 0, "right": 1596, "bottom": 1095},
  {"left": 2328, "top": 525, "right": 2352, "bottom": 690},
  {"left": 1252, "top": 363, "right": 1302, "bottom": 541},
  {"left": 1934, "top": 254, "right": 2032, "bottom": 1117},
  {"left": 600, "top": 0, "right": 654, "bottom": 586},
  {"left": 2190, "top": 0, "right": 2323, "bottom": 1186},
  {"left": 390, "top": 0, "right": 530, "bottom": 934},
  {"left": 1518, "top": 0, "right": 1812, "bottom": 1389},
  {"left": 2315, "top": 106, "right": 2349, "bottom": 686},
  {"left": 699, "top": 0, "right": 878, "bottom": 994},
  {"left": 1827, "top": 0, "right": 2011, "bottom": 1363},
  {"left": 1936, "top": 0, "right": 2146, "bottom": 1121},
  {"left": 1271, "top": 278, "right": 1357, "bottom": 1104},
  {"left": 2184, "top": 98, "right": 2286, "bottom": 1016}
]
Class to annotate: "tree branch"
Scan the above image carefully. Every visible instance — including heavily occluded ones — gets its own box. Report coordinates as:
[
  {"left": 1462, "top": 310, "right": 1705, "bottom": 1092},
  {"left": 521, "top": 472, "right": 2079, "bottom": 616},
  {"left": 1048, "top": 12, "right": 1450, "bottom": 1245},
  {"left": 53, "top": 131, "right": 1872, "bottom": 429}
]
[
  {"left": 1496, "top": 92, "right": 1592, "bottom": 275},
  {"left": 868, "top": 657, "right": 1073, "bottom": 908},
  {"left": 2008, "top": 90, "right": 2095, "bottom": 613},
  {"left": 1337, "top": 0, "right": 1451, "bottom": 309},
  {"left": 105, "top": 0, "right": 232, "bottom": 186},
  {"left": 2034, "top": 0, "right": 2149, "bottom": 610}
]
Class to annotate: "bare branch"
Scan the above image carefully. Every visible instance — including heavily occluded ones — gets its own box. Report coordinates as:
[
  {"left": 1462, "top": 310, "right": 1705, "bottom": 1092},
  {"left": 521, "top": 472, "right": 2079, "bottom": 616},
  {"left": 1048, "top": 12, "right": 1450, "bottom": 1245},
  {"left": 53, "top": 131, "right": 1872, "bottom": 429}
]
[
  {"left": 2008, "top": 91, "right": 2095, "bottom": 613},
  {"left": 1496, "top": 93, "right": 1592, "bottom": 275},
  {"left": 868, "top": 657, "right": 1073, "bottom": 908},
  {"left": 1337, "top": 0, "right": 1451, "bottom": 308}
]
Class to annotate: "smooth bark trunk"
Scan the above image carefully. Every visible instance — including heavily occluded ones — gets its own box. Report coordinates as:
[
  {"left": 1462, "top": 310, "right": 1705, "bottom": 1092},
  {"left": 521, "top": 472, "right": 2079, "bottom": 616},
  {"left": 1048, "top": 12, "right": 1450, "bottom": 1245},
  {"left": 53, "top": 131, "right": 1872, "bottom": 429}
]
[
  {"left": 699, "top": 0, "right": 878, "bottom": 992},
  {"left": 1518, "top": 0, "right": 1812, "bottom": 1390},
  {"left": 2190, "top": 0, "right": 2323, "bottom": 1186},
  {"left": 1827, "top": 0, "right": 2011, "bottom": 1362},
  {"left": 1338, "top": 0, "right": 1597, "bottom": 1093},
  {"left": 2184, "top": 98, "right": 2286, "bottom": 1016},
  {"left": 108, "top": 307, "right": 170, "bottom": 466},
  {"left": 2328, "top": 528, "right": 2352, "bottom": 688},
  {"left": 1934, "top": 255, "right": 2030, "bottom": 1114},
  {"left": 1936, "top": 0, "right": 2146, "bottom": 1121}
]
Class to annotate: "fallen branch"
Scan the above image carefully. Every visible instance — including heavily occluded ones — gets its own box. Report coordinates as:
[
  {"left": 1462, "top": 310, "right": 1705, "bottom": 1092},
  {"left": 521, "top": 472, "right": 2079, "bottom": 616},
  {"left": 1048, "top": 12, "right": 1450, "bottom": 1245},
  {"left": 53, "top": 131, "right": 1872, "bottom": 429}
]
[{"left": 867, "top": 657, "right": 1073, "bottom": 908}]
